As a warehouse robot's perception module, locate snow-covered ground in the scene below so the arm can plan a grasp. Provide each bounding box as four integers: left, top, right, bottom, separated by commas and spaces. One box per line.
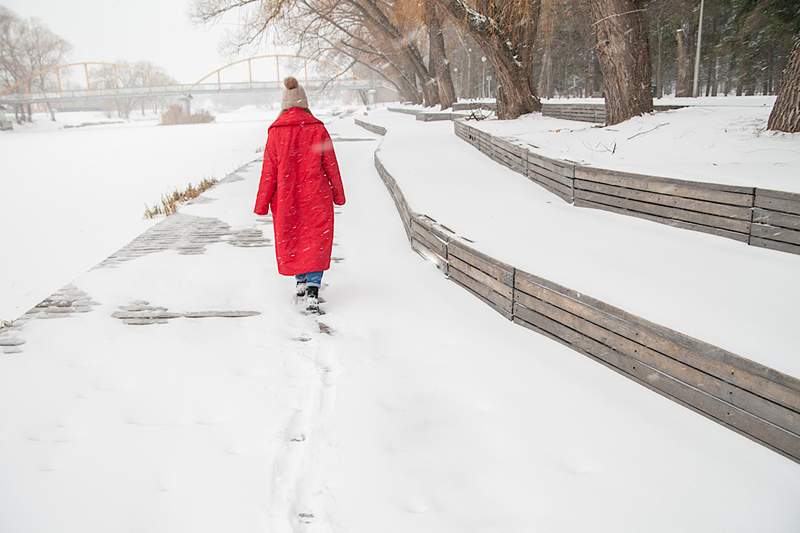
0, 107, 277, 321
466, 96, 800, 192
360, 109, 800, 378
0, 117, 797, 533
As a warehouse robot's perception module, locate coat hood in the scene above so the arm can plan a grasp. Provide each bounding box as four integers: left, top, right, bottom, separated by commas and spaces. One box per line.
269, 107, 322, 130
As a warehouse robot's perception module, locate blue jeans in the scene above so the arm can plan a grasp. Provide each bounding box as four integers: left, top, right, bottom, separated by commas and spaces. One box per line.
295, 271, 323, 288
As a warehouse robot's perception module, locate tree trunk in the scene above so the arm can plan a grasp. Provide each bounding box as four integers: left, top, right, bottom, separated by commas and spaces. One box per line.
425, 3, 456, 109
655, 11, 663, 99
433, 0, 541, 119
768, 37, 800, 133
590, 0, 653, 124
675, 27, 692, 97
710, 56, 718, 96
538, 0, 556, 99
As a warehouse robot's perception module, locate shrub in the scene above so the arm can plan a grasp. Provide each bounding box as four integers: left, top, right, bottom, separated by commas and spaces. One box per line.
143, 177, 218, 219
160, 104, 215, 125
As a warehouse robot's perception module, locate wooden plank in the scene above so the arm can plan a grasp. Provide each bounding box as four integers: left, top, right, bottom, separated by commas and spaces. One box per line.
353, 119, 387, 136
575, 179, 752, 220
528, 163, 574, 189
411, 218, 448, 256
526, 152, 573, 177
411, 237, 447, 271
750, 223, 800, 246
514, 270, 800, 412
576, 166, 753, 203
512, 306, 800, 462
491, 136, 527, 158
387, 107, 420, 116
448, 266, 513, 317
575, 189, 751, 234
749, 236, 800, 255
754, 191, 800, 216
449, 255, 513, 299
489, 146, 526, 173
448, 240, 514, 286
752, 208, 800, 230
515, 290, 800, 434
756, 188, 800, 202
529, 172, 574, 202
575, 198, 749, 242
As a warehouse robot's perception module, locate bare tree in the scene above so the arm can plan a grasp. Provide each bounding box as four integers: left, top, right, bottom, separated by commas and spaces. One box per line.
423, 2, 456, 108
0, 8, 70, 122
432, 0, 542, 119
768, 35, 800, 132
590, 0, 653, 124
193, 0, 444, 106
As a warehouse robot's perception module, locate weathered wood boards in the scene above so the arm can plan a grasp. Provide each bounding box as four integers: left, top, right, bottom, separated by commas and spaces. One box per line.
416, 112, 468, 122
455, 121, 575, 202
542, 103, 688, 124
452, 101, 497, 112
574, 166, 754, 242
387, 107, 421, 116
528, 151, 574, 202
355, 116, 800, 463
751, 189, 800, 254
542, 103, 606, 123
374, 152, 413, 242
447, 239, 515, 319
512, 270, 800, 461
410, 216, 450, 272
353, 118, 387, 136
454, 119, 800, 255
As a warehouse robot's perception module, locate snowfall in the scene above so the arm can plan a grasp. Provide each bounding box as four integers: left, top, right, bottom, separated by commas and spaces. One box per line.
0, 104, 798, 533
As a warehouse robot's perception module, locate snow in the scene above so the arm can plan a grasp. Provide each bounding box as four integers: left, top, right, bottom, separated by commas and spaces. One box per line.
0, 116, 797, 532
0, 107, 277, 321
466, 96, 800, 192
361, 109, 800, 378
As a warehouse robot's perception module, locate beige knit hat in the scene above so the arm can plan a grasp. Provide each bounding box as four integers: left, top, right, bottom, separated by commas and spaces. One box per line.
281, 76, 309, 110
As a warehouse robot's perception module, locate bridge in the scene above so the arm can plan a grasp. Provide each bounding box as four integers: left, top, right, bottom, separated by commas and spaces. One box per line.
0, 54, 382, 107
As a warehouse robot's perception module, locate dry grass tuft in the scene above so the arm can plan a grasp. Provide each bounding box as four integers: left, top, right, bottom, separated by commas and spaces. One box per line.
160, 104, 215, 125
143, 177, 218, 219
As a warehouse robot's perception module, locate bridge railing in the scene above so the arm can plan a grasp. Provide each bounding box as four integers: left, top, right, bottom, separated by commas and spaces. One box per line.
0, 80, 376, 105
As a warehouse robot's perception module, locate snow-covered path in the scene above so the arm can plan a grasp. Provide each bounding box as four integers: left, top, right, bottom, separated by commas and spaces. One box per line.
0, 116, 798, 533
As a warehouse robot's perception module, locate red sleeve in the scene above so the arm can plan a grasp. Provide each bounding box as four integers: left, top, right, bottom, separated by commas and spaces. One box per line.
321, 128, 346, 206
254, 133, 278, 215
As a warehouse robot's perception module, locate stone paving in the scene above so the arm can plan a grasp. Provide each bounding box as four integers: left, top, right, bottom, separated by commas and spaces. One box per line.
1, 160, 275, 352
95, 212, 272, 269
0, 284, 99, 354
111, 301, 261, 326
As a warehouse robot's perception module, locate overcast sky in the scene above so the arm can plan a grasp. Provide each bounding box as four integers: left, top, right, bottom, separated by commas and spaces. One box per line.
3, 0, 262, 82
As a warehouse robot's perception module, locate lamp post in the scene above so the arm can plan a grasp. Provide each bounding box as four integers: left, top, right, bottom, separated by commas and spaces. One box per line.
467, 48, 472, 99
692, 0, 705, 97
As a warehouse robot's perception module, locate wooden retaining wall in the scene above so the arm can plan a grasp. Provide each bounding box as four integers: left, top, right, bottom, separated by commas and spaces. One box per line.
356, 117, 800, 464
354, 118, 387, 136
541, 103, 688, 124
387, 107, 467, 121
751, 189, 800, 255
452, 101, 497, 112
542, 103, 606, 123
454, 120, 800, 255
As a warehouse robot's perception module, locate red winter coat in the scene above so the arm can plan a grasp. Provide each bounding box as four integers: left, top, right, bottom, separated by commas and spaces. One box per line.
254, 108, 346, 276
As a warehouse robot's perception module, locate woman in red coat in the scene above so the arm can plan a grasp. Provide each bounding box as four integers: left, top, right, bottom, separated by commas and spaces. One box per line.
254, 77, 346, 312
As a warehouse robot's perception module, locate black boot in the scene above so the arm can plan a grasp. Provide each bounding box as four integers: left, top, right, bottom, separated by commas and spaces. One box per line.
296, 280, 307, 297
305, 286, 320, 313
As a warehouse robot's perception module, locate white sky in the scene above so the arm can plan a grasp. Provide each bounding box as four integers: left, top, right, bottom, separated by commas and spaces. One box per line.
2, 0, 273, 83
